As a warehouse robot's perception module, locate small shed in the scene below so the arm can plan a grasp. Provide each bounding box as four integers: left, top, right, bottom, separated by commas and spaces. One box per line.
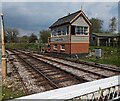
90, 33, 119, 46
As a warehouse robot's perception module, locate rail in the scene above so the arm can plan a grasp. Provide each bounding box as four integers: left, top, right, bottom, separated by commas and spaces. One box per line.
14, 51, 59, 89
11, 61, 29, 95
16, 50, 115, 81
18, 75, 120, 100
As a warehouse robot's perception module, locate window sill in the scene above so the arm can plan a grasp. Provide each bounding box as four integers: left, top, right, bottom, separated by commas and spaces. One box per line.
60, 49, 65, 52
51, 35, 69, 37
53, 48, 57, 51
73, 34, 89, 36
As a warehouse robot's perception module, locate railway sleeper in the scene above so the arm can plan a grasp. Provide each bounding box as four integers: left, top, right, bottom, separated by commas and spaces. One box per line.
39, 70, 59, 74
15, 51, 88, 79
16, 54, 59, 89
35, 68, 62, 76
34, 53, 120, 74
10, 50, 89, 87
53, 79, 79, 85
45, 72, 64, 77
35, 81, 50, 86
51, 76, 79, 82
32, 54, 109, 78
39, 68, 54, 71
51, 74, 71, 78
31, 75, 41, 79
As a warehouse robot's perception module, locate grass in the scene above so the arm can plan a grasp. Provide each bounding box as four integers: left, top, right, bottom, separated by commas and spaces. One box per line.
5, 43, 45, 51
0, 86, 2, 101
81, 46, 120, 67
2, 85, 25, 100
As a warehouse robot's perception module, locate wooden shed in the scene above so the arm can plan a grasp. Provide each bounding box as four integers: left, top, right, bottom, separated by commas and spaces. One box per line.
90, 33, 119, 46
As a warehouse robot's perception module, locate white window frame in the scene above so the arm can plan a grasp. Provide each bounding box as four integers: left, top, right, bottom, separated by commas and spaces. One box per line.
60, 44, 65, 51
51, 26, 69, 37
75, 26, 88, 35
53, 44, 57, 50
51, 29, 57, 37
57, 28, 62, 36
61, 27, 67, 36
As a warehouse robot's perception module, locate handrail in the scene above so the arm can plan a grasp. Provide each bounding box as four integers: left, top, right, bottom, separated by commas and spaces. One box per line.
18, 75, 120, 100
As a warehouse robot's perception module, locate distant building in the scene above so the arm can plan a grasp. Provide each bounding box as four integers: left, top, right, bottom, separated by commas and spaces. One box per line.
90, 33, 119, 46
49, 10, 91, 56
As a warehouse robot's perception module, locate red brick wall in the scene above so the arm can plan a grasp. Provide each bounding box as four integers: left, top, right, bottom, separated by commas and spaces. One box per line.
71, 43, 89, 54
50, 43, 89, 54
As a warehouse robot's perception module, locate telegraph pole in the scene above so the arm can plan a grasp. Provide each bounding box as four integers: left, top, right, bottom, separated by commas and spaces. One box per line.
1, 12, 7, 79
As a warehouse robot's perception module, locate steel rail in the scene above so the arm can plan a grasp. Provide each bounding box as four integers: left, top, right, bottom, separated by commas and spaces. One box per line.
31, 54, 108, 79
12, 49, 88, 89
18, 50, 120, 78
16, 50, 88, 82
10, 50, 59, 89
10, 61, 29, 95
15, 49, 107, 79
38, 52, 120, 73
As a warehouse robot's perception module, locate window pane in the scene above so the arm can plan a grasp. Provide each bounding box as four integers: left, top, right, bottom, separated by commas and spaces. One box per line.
62, 27, 66, 35
52, 29, 57, 36
75, 26, 88, 35
67, 26, 69, 34
58, 29, 61, 36
84, 27, 88, 35
54, 44, 57, 49
61, 44, 65, 50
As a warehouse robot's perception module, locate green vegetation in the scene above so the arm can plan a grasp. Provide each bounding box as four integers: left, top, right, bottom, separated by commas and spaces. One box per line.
5, 28, 38, 43
90, 18, 103, 33
90, 17, 117, 33
39, 30, 50, 43
2, 85, 25, 100
0, 86, 2, 101
5, 28, 19, 43
5, 43, 45, 51
109, 17, 117, 33
81, 46, 120, 67
29, 33, 38, 43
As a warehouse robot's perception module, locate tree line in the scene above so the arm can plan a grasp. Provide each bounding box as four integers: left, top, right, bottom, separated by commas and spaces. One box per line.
4, 29, 38, 43
90, 17, 117, 33
4, 28, 50, 44
4, 16, 118, 44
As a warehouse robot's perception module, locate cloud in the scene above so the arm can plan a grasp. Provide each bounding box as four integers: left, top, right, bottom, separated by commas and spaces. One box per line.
82, 2, 118, 30
118, 1, 120, 33
2, 2, 118, 36
2, 0, 120, 2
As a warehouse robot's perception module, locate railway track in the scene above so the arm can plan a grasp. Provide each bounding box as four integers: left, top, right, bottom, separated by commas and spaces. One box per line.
10, 61, 29, 95
5, 50, 29, 95
8, 49, 87, 92
32, 52, 120, 74
11, 49, 119, 81
39, 52, 120, 73
7, 49, 120, 93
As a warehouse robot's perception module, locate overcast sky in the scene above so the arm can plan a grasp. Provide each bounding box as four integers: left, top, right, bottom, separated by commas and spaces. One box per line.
2, 2, 119, 37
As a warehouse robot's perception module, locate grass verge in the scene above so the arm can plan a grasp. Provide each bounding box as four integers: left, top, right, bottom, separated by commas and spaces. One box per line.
81, 46, 120, 67
2, 84, 26, 100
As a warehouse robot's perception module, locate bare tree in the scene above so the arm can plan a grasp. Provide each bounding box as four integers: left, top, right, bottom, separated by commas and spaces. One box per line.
5, 28, 19, 43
